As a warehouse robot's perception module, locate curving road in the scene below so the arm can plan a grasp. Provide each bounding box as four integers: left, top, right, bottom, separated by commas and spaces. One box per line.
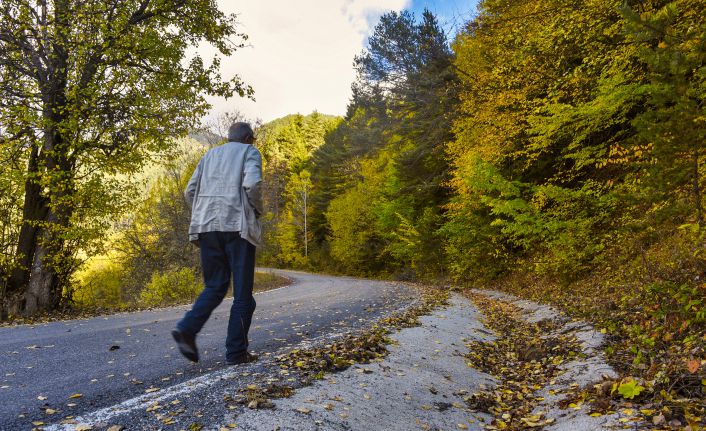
0, 270, 416, 430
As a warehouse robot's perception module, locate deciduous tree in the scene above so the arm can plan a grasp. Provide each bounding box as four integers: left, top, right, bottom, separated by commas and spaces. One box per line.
0, 0, 251, 317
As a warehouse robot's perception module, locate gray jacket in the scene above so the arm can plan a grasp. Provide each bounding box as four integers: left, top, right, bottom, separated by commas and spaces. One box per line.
185, 141, 264, 247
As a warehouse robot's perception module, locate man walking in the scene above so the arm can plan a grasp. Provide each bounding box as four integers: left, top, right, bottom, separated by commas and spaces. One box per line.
172, 122, 263, 366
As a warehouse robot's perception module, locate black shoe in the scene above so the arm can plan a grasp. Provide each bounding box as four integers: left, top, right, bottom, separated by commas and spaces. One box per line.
225, 351, 258, 366
172, 329, 199, 363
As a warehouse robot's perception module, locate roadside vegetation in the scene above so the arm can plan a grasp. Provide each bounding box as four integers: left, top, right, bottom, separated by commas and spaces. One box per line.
260, 1, 706, 426
1, 271, 288, 327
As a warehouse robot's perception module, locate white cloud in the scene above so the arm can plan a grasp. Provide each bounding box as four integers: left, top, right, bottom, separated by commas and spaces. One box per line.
201, 0, 410, 123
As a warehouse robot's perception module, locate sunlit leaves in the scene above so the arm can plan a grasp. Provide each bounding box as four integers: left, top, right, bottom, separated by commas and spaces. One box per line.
616, 379, 645, 400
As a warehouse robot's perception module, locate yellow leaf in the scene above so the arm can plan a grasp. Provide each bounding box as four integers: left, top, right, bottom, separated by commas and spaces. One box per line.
69, 393, 82, 399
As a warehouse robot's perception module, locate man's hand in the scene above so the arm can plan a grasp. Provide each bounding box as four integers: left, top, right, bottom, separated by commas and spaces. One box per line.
190, 239, 200, 248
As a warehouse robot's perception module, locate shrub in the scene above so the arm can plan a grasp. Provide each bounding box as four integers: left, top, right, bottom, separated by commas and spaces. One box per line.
139, 267, 202, 307
72, 258, 126, 309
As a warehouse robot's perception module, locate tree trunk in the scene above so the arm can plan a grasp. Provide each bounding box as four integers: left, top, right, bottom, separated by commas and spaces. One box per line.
9, 145, 49, 294
23, 226, 61, 315
3, 116, 72, 318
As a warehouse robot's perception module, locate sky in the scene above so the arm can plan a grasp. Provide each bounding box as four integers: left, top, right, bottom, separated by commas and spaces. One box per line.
204, 0, 479, 123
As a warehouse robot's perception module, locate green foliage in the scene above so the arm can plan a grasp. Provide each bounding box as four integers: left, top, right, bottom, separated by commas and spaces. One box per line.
116, 141, 203, 294
66, 139, 204, 310
0, 0, 251, 316
616, 379, 645, 400
621, 0, 706, 226
139, 268, 202, 308
326, 174, 382, 272
72, 257, 126, 309
256, 113, 341, 268
301, 9, 457, 279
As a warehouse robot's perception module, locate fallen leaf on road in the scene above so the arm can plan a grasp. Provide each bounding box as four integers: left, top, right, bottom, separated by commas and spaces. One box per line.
457, 425, 468, 430
295, 407, 311, 414
687, 359, 700, 374
32, 421, 44, 426
145, 388, 159, 393
106, 426, 124, 431
69, 393, 82, 399
75, 424, 92, 431
37, 395, 47, 400
44, 408, 57, 414
145, 402, 161, 412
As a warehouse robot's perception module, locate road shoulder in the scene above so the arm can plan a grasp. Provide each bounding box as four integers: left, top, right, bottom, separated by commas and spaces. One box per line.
224, 294, 496, 431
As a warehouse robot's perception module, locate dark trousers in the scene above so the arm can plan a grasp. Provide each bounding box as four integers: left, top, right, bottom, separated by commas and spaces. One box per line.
177, 231, 256, 361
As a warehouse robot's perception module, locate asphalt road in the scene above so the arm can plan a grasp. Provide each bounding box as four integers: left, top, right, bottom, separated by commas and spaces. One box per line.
0, 270, 416, 430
